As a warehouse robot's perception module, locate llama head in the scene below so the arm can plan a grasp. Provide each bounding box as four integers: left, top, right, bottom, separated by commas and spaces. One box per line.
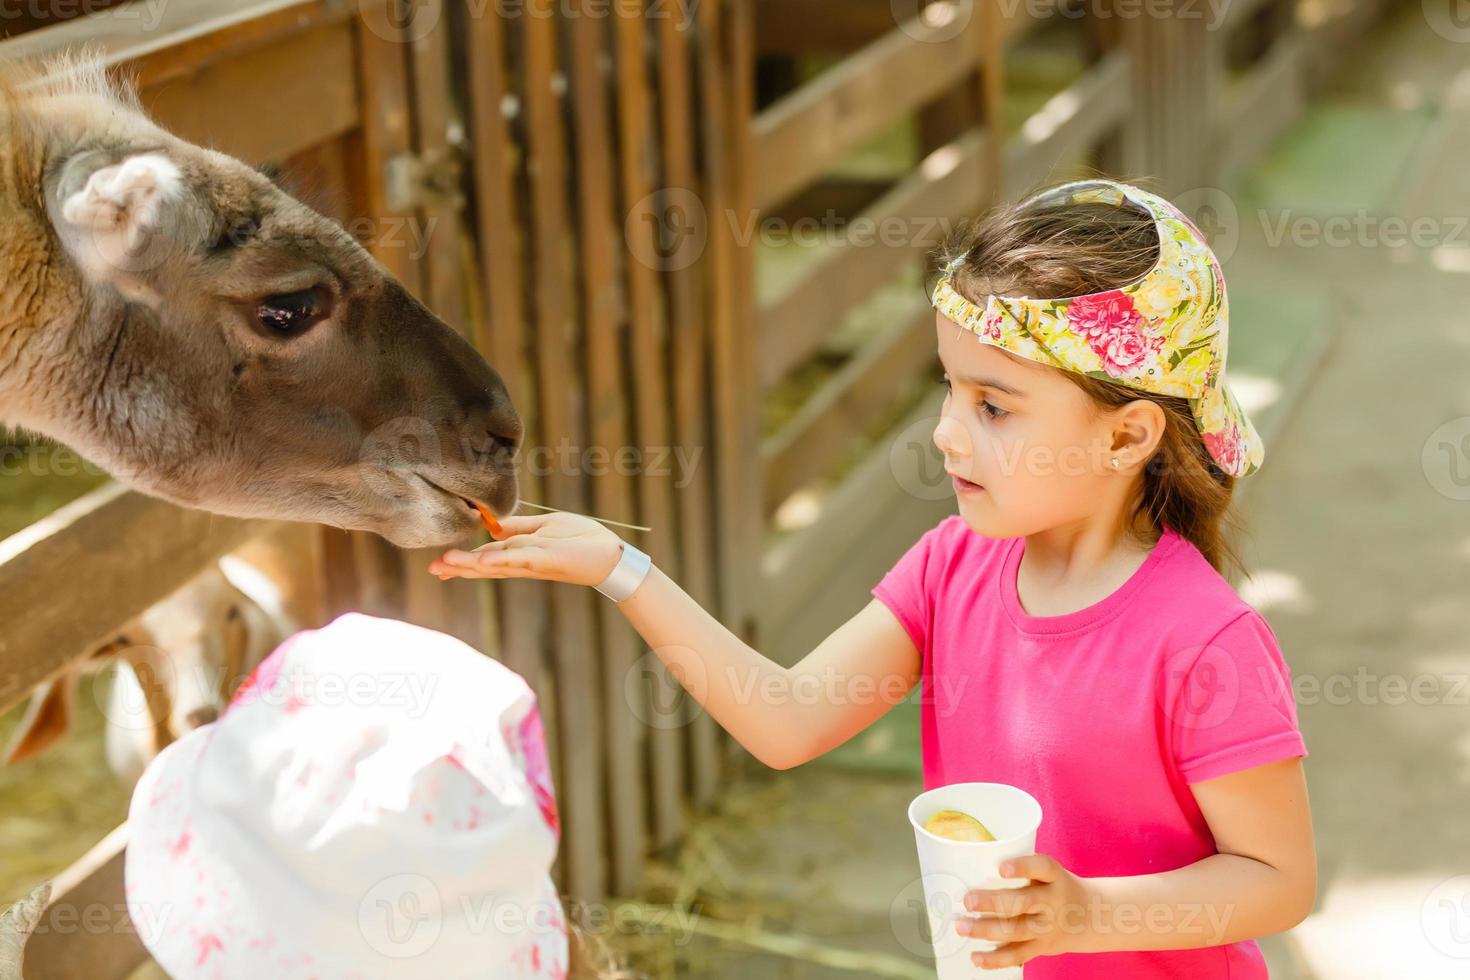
14, 60, 521, 548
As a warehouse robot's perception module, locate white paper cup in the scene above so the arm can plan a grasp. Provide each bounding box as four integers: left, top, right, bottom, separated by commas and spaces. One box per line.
908, 782, 1044, 980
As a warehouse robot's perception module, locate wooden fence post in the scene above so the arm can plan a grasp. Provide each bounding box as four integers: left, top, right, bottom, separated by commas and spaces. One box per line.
1091, 0, 1221, 193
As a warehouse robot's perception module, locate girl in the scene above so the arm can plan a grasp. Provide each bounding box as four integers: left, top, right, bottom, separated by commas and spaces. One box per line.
431, 178, 1316, 978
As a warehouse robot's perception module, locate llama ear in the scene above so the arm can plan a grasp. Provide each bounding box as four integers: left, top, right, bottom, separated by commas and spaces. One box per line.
50, 151, 193, 299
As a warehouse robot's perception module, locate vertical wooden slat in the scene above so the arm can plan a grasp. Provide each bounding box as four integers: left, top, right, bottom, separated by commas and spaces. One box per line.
612, 0, 685, 849
1197, 3, 1223, 190
978, 0, 1006, 199
915, 3, 986, 170
276, 136, 374, 625
460, 4, 563, 896
1086, 0, 1124, 176
1160, 5, 1179, 188
1171, 0, 1208, 190
348, 529, 406, 619
694, 0, 739, 781
352, 0, 422, 290
463, 0, 549, 688
318, 526, 361, 618
349, 0, 422, 621
915, 0, 975, 159
407, 0, 468, 330
658, 2, 724, 810
711, 0, 761, 648
697, 0, 745, 632
1092, 0, 1151, 180
400, 0, 486, 647
1149, 14, 1163, 179
523, 0, 608, 901
1142, 7, 1158, 180
566, 0, 650, 896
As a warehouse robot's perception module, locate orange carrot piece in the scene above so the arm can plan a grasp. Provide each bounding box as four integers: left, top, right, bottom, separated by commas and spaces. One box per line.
473, 501, 503, 536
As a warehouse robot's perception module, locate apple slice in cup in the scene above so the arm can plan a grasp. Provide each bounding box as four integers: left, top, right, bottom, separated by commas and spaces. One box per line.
924, 809, 997, 842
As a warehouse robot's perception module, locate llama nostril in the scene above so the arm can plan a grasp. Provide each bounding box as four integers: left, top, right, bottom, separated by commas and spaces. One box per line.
460, 394, 522, 462
185, 705, 219, 729
486, 429, 519, 456
485, 406, 523, 456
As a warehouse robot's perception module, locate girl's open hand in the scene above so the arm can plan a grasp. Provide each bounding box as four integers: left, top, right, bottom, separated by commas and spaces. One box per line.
956, 853, 1095, 969
427, 511, 624, 588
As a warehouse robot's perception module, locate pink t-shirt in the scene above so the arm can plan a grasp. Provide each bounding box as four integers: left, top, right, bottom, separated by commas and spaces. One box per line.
872, 516, 1308, 979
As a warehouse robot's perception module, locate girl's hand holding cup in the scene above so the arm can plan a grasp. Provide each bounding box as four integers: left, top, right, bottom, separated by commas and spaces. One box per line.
957, 852, 1095, 971
428, 511, 624, 587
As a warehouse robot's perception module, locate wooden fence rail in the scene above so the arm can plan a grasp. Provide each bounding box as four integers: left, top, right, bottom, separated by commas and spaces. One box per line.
0, 485, 270, 716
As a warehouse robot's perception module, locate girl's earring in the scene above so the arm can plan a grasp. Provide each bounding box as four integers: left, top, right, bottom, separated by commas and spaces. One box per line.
1111, 457, 1120, 469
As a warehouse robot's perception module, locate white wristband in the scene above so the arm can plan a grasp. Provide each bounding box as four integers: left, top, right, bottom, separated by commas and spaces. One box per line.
593, 541, 652, 602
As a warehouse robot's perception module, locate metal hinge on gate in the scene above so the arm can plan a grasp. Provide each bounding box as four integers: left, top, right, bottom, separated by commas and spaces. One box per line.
384, 146, 464, 212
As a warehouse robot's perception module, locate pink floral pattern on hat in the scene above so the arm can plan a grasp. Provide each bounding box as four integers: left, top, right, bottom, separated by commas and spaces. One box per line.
509, 704, 560, 840
1065, 289, 1145, 340
1065, 289, 1167, 381
1203, 423, 1245, 476
931, 179, 1264, 478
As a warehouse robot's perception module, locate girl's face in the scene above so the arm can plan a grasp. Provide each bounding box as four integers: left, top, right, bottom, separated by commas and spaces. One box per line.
932, 313, 1156, 538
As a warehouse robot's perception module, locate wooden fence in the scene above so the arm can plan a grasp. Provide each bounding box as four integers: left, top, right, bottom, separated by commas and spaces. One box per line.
0, 0, 1390, 975
749, 0, 1394, 662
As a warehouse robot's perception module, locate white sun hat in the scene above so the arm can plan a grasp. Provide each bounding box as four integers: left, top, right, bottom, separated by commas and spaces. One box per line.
123, 612, 568, 980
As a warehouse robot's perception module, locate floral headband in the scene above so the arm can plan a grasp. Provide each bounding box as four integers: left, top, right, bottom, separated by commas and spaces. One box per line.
931, 179, 1263, 478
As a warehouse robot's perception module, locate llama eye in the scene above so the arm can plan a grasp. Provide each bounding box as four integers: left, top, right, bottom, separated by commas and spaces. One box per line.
257, 287, 328, 338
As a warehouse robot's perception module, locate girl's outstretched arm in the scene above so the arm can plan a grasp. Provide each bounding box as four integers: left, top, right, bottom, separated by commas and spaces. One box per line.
430, 511, 923, 770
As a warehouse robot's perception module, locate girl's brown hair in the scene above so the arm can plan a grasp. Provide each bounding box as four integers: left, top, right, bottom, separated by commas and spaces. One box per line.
568, 915, 636, 979
932, 176, 1245, 578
